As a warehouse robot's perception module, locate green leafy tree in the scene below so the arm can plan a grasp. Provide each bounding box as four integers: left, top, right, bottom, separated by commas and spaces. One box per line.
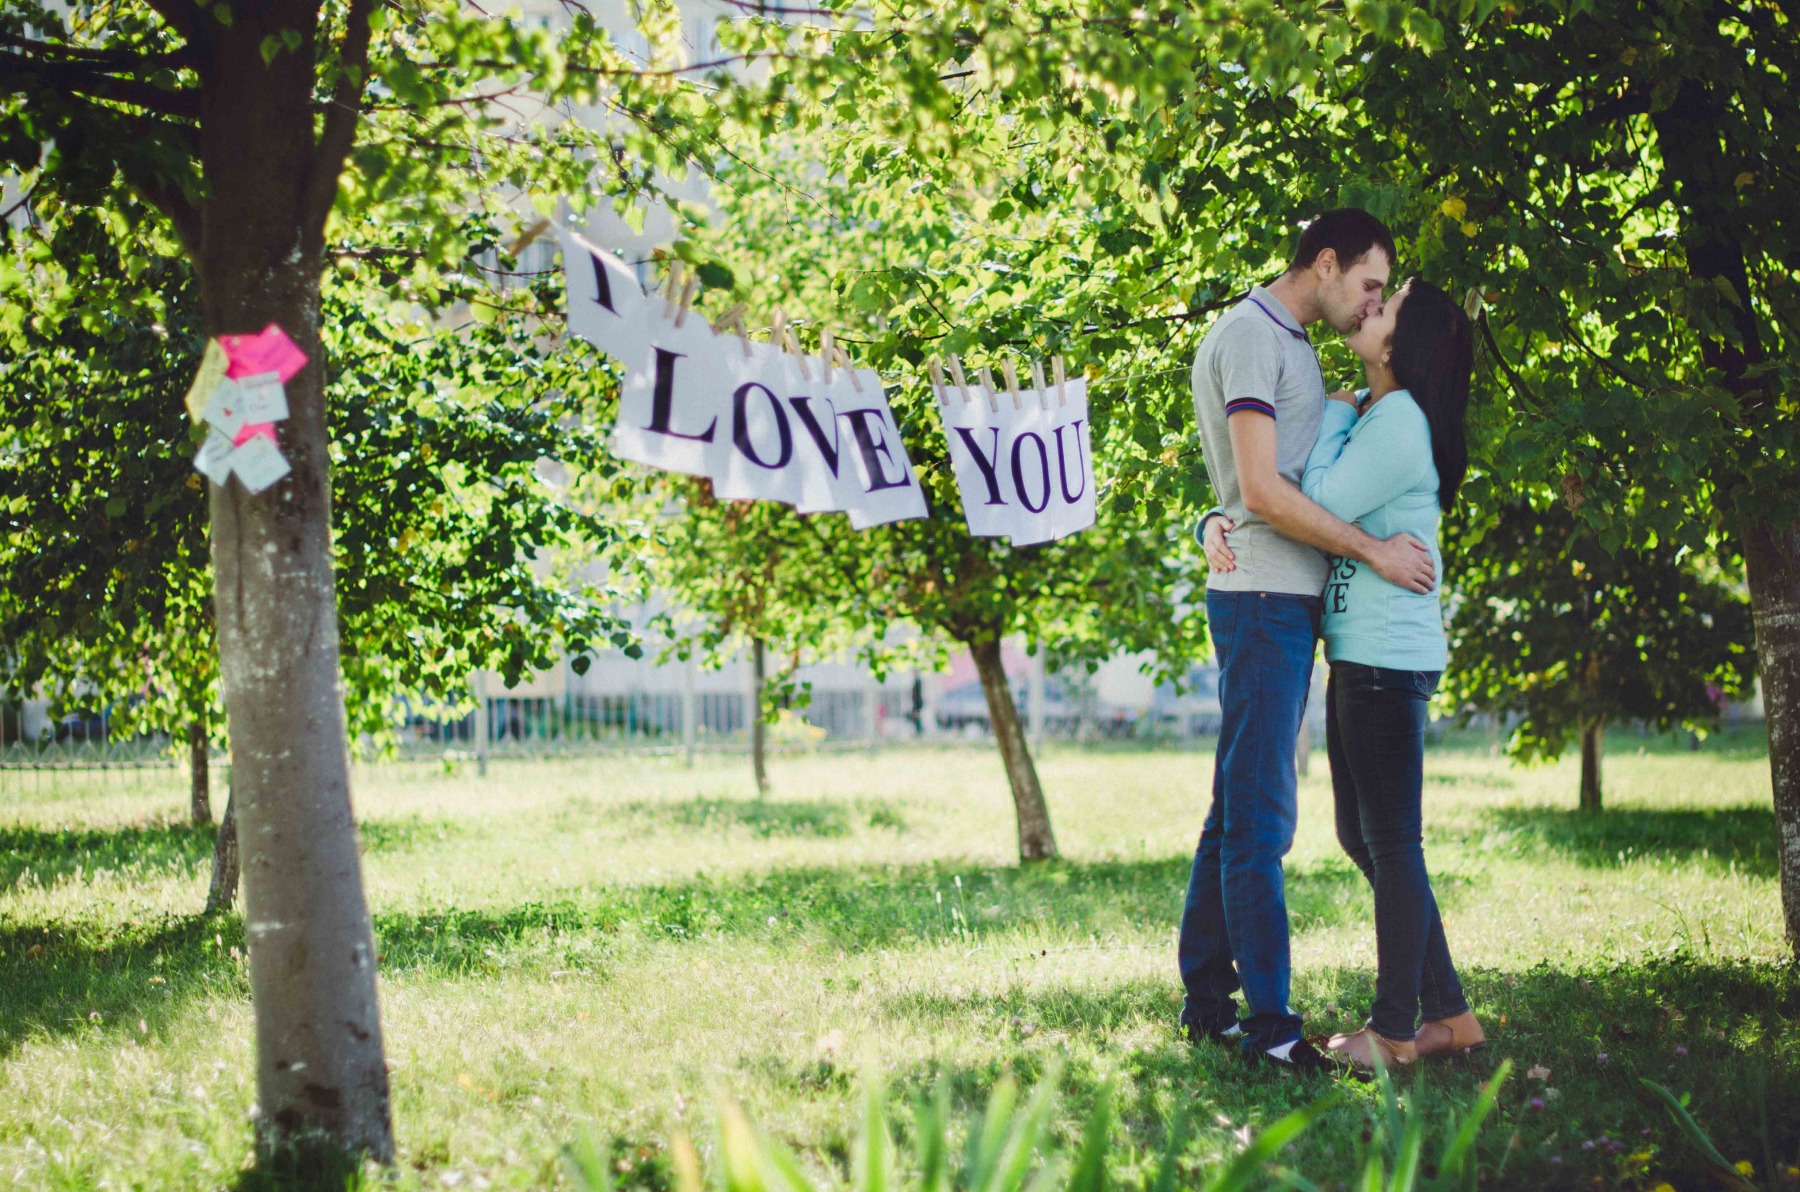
1443, 503, 1756, 810
0, 0, 692, 1160
1338, 0, 1799, 947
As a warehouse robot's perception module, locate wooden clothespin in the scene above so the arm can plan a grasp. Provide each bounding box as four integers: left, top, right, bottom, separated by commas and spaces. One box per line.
673, 272, 699, 329
1052, 355, 1068, 406
662, 260, 685, 321
1030, 360, 1050, 410
716, 302, 752, 358
1000, 360, 1022, 410
769, 307, 787, 348
928, 358, 950, 406
947, 355, 973, 405
781, 323, 811, 381
507, 218, 552, 258
835, 343, 862, 391
978, 365, 1001, 413
820, 328, 835, 385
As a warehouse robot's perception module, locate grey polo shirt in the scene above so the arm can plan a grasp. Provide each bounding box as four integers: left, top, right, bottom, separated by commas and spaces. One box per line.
1191, 285, 1330, 596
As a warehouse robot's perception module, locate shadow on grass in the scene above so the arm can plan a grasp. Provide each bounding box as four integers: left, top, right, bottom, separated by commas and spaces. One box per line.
1485, 804, 1777, 878
603, 795, 908, 839
366, 854, 1375, 973
844, 956, 1798, 1192
0, 820, 217, 892
0, 912, 246, 1059
0, 814, 471, 896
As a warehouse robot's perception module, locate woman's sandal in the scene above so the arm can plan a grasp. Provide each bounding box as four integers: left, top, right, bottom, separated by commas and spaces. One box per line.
1413, 1011, 1487, 1060
1325, 1027, 1418, 1070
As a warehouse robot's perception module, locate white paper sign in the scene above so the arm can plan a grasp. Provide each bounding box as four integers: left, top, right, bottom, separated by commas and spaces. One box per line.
235, 371, 289, 423
712, 339, 810, 506
562, 230, 652, 366
228, 435, 291, 494
940, 376, 1093, 544
612, 312, 734, 479
193, 428, 235, 486
201, 377, 249, 439
830, 369, 929, 529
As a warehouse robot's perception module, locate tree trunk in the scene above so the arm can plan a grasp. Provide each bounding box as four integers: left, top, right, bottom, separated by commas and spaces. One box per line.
1651, 79, 1797, 960
205, 782, 241, 915
1744, 523, 1800, 956
1579, 717, 1604, 813
188, 720, 212, 826
192, 5, 391, 1164
968, 634, 1059, 862
750, 637, 769, 795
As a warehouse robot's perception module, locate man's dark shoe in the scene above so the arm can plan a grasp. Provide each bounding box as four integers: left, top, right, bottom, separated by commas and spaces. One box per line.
1181, 1015, 1245, 1045
1241, 1036, 1356, 1077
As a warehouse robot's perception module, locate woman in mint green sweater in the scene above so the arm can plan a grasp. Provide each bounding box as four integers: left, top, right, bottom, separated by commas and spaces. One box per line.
1203, 279, 1482, 1070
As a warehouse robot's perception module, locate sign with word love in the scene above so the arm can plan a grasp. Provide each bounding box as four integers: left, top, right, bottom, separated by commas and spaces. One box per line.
938, 374, 1095, 545
562, 230, 927, 529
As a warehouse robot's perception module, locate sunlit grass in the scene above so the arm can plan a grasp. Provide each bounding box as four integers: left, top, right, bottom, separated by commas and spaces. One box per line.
0, 733, 1791, 1189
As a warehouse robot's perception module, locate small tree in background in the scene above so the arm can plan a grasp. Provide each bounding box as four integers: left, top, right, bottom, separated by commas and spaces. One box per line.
1443, 502, 1756, 811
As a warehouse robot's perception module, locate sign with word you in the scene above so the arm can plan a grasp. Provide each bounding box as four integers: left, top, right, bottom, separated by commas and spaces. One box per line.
562, 230, 926, 528
938, 375, 1094, 545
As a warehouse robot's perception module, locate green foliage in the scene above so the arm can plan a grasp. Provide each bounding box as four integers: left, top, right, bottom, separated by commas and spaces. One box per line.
1442, 502, 1756, 766
562, 1066, 1343, 1192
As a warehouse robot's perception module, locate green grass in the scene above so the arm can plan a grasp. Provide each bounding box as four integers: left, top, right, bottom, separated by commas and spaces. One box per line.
0, 734, 1794, 1189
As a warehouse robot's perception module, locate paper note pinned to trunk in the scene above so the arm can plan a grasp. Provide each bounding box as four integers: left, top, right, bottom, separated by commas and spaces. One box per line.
184, 340, 230, 423
201, 377, 250, 439
193, 429, 235, 486
234, 371, 289, 423
227, 435, 291, 494
219, 324, 308, 383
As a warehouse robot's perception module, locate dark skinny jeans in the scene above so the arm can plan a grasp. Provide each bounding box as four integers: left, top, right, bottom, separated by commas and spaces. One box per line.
1325, 661, 1469, 1041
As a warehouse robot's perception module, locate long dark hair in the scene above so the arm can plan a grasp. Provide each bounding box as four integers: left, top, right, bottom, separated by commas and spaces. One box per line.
1389, 280, 1473, 511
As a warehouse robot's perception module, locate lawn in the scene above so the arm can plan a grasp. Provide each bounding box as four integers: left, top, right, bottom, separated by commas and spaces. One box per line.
0, 734, 1794, 1190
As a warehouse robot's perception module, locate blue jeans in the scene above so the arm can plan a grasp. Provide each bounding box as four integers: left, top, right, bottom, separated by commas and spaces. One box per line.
1179, 590, 1320, 1051
1325, 662, 1469, 1041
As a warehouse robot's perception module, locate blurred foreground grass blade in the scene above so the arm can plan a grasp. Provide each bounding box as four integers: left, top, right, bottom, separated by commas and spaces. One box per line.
854, 1073, 895, 1192
1639, 1080, 1757, 1190
561, 1128, 614, 1192
1149, 1106, 1189, 1192
1390, 1111, 1425, 1192
720, 1101, 769, 1192
1200, 1095, 1340, 1192
981, 1063, 1063, 1192
1436, 1059, 1511, 1192
1064, 1083, 1114, 1192
914, 1079, 951, 1192
966, 1073, 1021, 1189
759, 1128, 822, 1192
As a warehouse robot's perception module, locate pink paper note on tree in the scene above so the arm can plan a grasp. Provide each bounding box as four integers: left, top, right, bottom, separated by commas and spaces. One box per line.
220, 323, 309, 382
232, 422, 279, 446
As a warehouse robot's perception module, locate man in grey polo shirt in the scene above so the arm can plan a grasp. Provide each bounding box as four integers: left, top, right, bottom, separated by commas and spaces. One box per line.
1179, 209, 1436, 1073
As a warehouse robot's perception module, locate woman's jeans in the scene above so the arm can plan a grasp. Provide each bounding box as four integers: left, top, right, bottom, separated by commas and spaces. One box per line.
1325, 661, 1469, 1041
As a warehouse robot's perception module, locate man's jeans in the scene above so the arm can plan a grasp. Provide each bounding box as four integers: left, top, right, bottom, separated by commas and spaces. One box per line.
1179, 590, 1320, 1051
1325, 661, 1470, 1041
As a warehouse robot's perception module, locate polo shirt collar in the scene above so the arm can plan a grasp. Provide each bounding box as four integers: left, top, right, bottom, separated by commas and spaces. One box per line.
1245, 285, 1310, 342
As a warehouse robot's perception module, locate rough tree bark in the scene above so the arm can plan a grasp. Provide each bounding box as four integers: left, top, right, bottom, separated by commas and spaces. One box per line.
1651, 76, 1800, 956
750, 637, 769, 795
967, 632, 1059, 862
188, 720, 212, 826
1744, 525, 1800, 951
205, 782, 240, 915
1579, 717, 1604, 814
183, 0, 391, 1166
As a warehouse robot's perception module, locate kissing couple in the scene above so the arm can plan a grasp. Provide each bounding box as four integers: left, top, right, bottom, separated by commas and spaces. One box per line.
1179, 207, 1487, 1074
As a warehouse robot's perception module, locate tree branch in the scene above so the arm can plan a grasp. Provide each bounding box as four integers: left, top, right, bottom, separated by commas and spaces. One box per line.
0, 50, 201, 118
140, 0, 209, 47
304, 0, 378, 238
0, 32, 195, 72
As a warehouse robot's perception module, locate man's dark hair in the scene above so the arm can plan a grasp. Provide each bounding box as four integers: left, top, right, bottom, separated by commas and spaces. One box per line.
1287, 208, 1397, 274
